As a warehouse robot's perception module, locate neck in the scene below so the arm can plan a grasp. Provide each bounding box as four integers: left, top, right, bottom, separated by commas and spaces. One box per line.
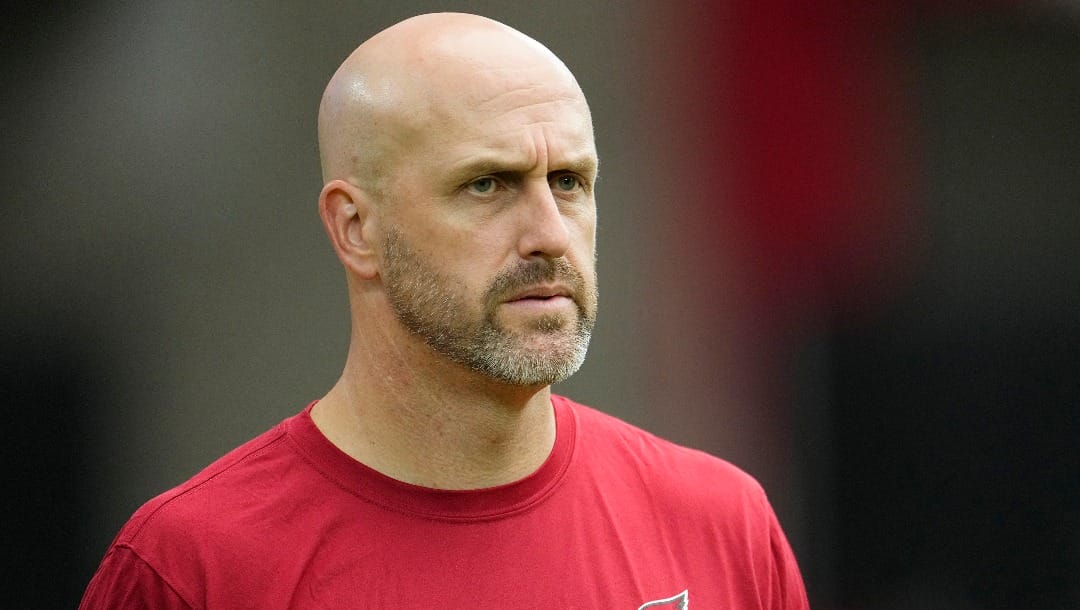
312, 320, 557, 490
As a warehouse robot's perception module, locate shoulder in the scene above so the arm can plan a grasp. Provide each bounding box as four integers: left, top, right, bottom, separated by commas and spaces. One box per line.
86, 418, 301, 607
117, 421, 293, 547
555, 394, 771, 515
103, 416, 313, 600
554, 396, 809, 608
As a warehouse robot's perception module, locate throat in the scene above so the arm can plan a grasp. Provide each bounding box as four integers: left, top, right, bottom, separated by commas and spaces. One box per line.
399, 393, 557, 489
314, 381, 556, 490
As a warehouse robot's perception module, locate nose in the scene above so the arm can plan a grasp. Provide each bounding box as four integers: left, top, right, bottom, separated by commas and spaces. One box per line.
516, 180, 571, 260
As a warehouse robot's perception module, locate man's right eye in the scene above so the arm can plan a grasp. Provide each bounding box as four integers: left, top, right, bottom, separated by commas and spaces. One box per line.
467, 177, 496, 194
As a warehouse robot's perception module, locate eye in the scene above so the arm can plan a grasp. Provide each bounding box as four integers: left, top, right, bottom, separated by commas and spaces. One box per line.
467, 177, 497, 194
553, 174, 581, 192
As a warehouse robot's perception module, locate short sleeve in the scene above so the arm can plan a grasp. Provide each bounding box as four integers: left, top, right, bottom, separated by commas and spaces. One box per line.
768, 509, 810, 610
79, 545, 193, 610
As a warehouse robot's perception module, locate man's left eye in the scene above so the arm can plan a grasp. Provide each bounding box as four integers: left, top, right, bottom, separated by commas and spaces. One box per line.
553, 175, 580, 192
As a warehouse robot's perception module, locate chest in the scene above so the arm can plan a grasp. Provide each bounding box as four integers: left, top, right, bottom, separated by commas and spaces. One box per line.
198, 496, 759, 609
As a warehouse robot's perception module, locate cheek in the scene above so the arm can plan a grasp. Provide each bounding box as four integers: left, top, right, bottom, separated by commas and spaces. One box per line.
443, 240, 503, 294
570, 217, 598, 260
574, 205, 598, 243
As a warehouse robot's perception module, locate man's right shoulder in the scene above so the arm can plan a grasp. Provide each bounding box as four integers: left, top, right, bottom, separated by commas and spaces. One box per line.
83, 416, 317, 608
115, 420, 294, 548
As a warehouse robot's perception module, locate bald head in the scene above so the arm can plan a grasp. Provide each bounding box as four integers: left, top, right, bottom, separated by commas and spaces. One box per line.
317, 13, 591, 196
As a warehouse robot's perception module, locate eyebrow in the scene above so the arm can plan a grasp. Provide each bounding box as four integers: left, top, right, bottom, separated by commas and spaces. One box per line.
447, 155, 600, 186
563, 157, 600, 179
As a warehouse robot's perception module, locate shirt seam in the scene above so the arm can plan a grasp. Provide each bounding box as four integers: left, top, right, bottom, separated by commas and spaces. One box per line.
113, 543, 198, 610
126, 427, 290, 543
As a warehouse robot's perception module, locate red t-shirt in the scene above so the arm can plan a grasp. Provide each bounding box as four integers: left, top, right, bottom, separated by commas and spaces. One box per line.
81, 396, 808, 609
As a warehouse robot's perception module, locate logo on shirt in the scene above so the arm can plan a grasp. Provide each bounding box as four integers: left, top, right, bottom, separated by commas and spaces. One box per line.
638, 589, 688, 609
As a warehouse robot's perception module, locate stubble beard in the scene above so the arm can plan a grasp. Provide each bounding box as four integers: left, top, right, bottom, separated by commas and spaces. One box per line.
381, 228, 597, 386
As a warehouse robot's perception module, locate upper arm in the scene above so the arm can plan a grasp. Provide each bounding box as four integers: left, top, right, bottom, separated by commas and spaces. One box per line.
79, 545, 194, 610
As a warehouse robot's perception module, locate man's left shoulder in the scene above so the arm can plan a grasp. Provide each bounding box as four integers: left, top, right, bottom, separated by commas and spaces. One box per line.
556, 395, 767, 503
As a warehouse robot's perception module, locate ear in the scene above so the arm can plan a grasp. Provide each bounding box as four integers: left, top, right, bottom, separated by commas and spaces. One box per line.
318, 179, 380, 280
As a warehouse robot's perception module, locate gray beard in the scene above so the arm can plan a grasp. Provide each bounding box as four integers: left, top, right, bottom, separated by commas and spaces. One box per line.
381, 228, 596, 386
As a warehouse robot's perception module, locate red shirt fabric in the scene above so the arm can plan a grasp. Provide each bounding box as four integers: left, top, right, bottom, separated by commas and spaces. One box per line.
81, 395, 809, 609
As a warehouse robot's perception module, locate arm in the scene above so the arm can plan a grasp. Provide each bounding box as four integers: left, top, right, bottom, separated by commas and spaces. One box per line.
80, 545, 194, 610
767, 508, 810, 610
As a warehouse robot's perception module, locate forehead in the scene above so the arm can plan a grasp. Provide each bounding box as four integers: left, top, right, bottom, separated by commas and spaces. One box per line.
417, 77, 596, 173
371, 28, 597, 182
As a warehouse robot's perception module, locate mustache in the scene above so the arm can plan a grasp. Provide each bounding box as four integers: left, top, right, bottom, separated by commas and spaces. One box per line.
485, 258, 584, 304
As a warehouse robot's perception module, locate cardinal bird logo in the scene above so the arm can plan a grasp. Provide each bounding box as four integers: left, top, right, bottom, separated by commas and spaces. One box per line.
637, 589, 689, 609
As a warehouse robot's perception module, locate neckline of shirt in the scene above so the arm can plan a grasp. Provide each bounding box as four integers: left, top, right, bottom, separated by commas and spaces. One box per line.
283, 395, 578, 522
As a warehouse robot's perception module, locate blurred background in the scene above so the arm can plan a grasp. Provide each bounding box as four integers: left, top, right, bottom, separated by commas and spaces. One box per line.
3, 1, 1077, 608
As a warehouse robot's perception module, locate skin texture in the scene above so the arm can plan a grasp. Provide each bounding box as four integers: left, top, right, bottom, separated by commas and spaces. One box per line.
312, 13, 599, 490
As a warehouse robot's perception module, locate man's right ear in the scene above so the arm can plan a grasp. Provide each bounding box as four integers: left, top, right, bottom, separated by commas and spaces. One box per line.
318, 180, 379, 280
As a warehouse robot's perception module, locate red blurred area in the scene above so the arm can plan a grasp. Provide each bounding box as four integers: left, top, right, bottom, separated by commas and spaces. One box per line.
728, 2, 920, 327
680, 0, 1027, 333
676, 1, 925, 333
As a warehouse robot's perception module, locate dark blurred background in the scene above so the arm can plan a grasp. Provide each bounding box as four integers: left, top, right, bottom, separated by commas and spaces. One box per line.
3, 1, 1077, 608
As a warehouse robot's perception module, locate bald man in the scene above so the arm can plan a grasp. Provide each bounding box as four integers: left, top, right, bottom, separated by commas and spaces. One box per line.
81, 13, 808, 609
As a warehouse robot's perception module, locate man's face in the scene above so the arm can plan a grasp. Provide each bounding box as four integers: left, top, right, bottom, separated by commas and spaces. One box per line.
374, 61, 599, 386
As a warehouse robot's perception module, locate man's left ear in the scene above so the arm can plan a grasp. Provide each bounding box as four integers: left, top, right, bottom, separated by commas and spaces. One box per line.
318, 179, 379, 279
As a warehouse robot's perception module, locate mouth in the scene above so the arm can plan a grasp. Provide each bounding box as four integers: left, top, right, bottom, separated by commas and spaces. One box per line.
497, 284, 578, 319
504, 284, 573, 303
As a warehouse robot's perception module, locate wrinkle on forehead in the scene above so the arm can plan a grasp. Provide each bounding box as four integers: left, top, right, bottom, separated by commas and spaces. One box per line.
470, 81, 587, 116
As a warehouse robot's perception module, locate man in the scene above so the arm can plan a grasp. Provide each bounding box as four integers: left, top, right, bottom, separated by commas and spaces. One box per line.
81, 13, 809, 609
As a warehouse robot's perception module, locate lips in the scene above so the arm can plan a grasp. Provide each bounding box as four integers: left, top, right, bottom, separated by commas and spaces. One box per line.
485, 258, 584, 310
505, 284, 573, 302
